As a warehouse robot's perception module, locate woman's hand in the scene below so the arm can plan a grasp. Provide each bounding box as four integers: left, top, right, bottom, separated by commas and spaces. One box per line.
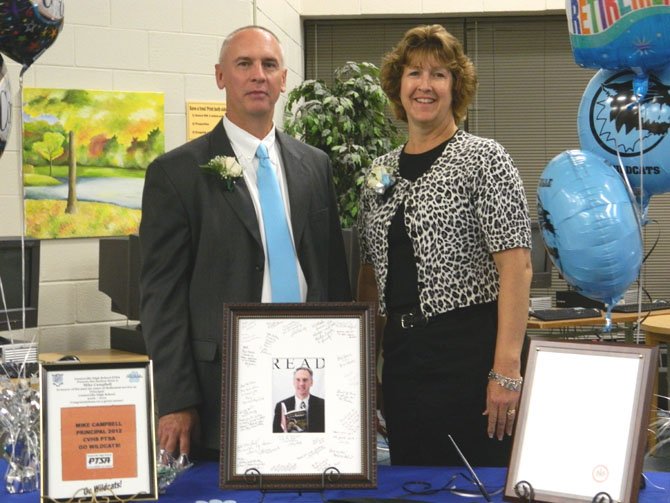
484, 380, 520, 440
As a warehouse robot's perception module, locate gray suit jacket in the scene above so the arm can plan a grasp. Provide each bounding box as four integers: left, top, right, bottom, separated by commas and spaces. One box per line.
139, 121, 351, 450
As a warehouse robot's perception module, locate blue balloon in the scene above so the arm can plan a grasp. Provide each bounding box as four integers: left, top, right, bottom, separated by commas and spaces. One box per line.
537, 150, 642, 307
566, 2, 670, 73
577, 65, 670, 208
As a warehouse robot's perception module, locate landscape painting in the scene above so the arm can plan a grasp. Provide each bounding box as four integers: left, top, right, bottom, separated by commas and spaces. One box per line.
22, 88, 164, 239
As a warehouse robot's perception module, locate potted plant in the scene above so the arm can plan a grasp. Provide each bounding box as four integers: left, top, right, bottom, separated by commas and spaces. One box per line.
284, 63, 401, 416
283, 61, 403, 230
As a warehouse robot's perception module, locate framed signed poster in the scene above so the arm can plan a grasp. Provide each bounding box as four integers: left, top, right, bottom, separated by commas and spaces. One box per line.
40, 361, 157, 501
505, 339, 657, 503
220, 302, 376, 490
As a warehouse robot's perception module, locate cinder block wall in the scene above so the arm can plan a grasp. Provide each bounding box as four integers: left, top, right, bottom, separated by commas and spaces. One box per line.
0, 0, 302, 352
0, 0, 560, 353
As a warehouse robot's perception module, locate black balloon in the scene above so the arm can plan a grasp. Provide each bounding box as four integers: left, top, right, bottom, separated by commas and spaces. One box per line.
0, 54, 11, 159
0, 0, 64, 75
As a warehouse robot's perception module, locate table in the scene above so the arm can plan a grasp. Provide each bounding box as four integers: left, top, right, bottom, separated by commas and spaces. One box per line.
39, 348, 148, 363
642, 314, 670, 344
527, 309, 670, 330
643, 314, 670, 452
3, 460, 670, 502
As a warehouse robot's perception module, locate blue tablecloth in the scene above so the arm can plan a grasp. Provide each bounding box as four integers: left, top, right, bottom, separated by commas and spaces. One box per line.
3, 460, 670, 501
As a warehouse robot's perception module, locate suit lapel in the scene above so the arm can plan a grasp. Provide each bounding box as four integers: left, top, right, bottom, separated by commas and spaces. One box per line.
207, 121, 262, 247
277, 133, 311, 249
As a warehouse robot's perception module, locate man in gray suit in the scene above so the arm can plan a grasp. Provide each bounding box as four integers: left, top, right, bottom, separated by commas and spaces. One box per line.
139, 25, 351, 459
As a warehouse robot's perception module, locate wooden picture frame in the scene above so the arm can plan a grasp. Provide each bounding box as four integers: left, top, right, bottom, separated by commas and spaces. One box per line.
40, 361, 157, 501
219, 302, 376, 490
504, 339, 658, 503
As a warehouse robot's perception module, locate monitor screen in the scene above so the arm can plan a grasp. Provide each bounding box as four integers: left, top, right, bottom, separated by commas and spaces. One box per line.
530, 222, 552, 289
98, 235, 140, 320
0, 238, 40, 331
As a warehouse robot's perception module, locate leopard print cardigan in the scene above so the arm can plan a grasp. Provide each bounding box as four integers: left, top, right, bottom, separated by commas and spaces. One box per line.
358, 129, 531, 318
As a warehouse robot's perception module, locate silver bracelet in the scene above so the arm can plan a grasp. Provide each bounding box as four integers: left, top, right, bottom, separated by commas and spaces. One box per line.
488, 369, 523, 392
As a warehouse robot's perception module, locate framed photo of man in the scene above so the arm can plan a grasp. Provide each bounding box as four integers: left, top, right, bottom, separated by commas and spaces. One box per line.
220, 302, 376, 490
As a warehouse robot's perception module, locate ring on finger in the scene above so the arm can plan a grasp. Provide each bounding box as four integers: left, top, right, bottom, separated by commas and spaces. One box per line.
506, 409, 516, 416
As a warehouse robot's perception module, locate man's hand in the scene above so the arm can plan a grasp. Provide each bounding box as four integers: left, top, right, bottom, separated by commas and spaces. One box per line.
158, 408, 200, 457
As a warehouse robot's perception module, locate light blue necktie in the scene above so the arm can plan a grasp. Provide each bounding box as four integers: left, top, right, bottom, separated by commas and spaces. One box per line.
256, 143, 300, 302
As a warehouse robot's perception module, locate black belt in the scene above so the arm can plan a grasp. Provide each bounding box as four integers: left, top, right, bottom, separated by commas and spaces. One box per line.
387, 306, 431, 329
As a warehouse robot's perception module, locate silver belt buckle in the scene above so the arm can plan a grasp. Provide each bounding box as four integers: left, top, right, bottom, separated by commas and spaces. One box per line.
400, 311, 427, 329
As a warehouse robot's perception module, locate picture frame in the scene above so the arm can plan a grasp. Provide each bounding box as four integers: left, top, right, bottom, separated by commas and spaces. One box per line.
40, 361, 157, 501
219, 302, 376, 490
504, 339, 658, 503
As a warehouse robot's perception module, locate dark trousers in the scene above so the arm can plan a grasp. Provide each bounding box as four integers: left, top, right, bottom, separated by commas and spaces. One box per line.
382, 301, 513, 467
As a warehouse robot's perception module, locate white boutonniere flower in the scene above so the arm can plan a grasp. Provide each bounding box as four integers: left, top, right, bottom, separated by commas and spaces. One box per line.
365, 164, 397, 195
200, 155, 243, 191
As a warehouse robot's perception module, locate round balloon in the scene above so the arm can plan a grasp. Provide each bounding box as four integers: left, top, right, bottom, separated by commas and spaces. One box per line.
0, 54, 10, 159
577, 65, 670, 207
566, 1, 670, 73
537, 149, 642, 307
0, 0, 64, 75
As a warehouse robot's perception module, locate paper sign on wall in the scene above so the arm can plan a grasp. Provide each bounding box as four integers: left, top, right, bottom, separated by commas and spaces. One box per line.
186, 101, 226, 140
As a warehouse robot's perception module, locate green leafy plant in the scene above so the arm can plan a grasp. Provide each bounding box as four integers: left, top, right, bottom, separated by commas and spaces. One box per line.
284, 61, 403, 228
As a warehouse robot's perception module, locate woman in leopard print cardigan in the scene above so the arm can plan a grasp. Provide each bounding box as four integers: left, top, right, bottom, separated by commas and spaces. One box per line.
358, 24, 532, 467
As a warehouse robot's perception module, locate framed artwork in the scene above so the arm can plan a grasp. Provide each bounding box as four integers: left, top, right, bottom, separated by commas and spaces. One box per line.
505, 339, 657, 503
22, 87, 164, 239
40, 361, 157, 501
220, 302, 376, 490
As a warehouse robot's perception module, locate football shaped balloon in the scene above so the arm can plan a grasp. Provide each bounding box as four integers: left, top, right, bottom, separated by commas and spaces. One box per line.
0, 0, 64, 75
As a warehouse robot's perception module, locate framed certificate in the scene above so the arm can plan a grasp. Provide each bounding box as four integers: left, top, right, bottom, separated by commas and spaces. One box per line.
40, 361, 157, 501
505, 339, 657, 503
220, 302, 377, 490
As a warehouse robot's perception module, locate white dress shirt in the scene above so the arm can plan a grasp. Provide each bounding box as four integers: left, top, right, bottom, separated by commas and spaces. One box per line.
295, 395, 309, 411
222, 116, 307, 302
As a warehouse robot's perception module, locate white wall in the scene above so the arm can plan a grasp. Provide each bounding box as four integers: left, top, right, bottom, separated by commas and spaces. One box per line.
300, 0, 564, 16
0, 0, 562, 353
0, 0, 302, 352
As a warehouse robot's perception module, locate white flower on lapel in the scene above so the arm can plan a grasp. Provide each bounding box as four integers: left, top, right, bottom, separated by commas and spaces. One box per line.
365, 164, 397, 195
200, 155, 243, 191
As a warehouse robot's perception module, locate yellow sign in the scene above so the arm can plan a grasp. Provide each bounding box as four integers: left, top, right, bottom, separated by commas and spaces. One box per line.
186, 100, 226, 140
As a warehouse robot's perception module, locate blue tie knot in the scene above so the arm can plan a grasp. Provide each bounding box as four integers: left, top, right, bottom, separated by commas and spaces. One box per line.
256, 143, 270, 161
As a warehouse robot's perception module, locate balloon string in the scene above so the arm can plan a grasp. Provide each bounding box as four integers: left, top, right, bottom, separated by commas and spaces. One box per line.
634, 105, 643, 341
19, 73, 26, 341
613, 90, 650, 343
632, 94, 646, 342
16, 72, 38, 378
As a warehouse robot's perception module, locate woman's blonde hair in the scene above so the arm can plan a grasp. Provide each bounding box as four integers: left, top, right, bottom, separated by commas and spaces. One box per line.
380, 24, 477, 124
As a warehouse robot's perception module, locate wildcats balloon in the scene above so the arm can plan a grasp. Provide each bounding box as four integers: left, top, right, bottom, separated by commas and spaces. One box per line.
0, 0, 64, 75
537, 150, 642, 308
577, 66, 670, 207
566, 1, 670, 73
